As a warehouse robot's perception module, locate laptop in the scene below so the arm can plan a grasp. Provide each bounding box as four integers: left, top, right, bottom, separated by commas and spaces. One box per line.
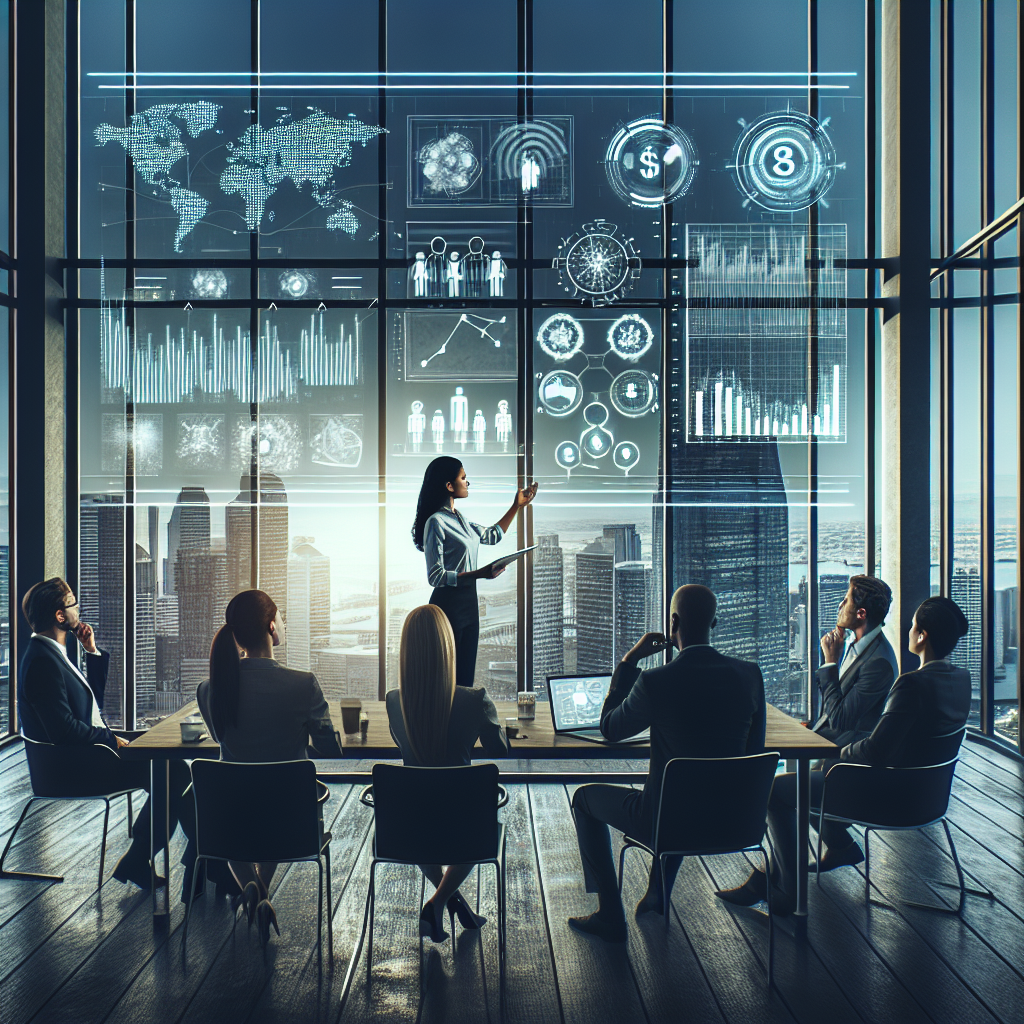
546, 673, 651, 746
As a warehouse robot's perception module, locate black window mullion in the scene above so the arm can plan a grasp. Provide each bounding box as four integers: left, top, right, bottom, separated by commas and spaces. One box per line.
376, 0, 387, 701
250, 1, 259, 588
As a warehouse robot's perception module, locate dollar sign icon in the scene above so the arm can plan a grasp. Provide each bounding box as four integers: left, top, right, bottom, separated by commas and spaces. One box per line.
639, 145, 660, 179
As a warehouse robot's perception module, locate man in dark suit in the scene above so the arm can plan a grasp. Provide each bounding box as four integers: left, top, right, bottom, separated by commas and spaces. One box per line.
567, 585, 766, 943
718, 574, 898, 914
17, 577, 192, 890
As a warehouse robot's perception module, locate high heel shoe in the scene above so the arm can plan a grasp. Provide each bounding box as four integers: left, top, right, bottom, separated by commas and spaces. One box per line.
446, 890, 487, 930
231, 881, 261, 928
256, 898, 280, 946
418, 900, 449, 943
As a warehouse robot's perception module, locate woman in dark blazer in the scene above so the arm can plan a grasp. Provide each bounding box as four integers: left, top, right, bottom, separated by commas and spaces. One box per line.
385, 604, 509, 942
197, 589, 342, 943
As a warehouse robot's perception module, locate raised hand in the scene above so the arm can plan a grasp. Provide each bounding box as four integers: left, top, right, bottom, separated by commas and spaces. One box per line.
820, 627, 846, 664
74, 621, 99, 655
623, 632, 673, 665
516, 481, 539, 508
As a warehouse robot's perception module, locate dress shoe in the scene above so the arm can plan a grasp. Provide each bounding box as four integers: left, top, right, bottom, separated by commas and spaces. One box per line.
419, 900, 450, 943
812, 841, 865, 873
256, 898, 280, 946
715, 870, 768, 907
112, 851, 166, 891
447, 890, 487, 930
635, 892, 664, 918
567, 912, 627, 943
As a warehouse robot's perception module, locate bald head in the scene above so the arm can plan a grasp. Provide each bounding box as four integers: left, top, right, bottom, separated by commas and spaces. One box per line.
669, 584, 718, 648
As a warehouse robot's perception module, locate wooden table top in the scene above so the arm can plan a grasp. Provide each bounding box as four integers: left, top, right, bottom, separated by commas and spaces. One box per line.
124, 697, 837, 761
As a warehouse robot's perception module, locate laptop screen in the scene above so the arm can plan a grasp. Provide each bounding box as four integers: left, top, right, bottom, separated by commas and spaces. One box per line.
547, 674, 614, 732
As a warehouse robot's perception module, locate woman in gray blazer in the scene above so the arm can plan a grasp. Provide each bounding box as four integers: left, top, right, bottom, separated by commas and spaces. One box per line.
385, 604, 508, 943
197, 589, 342, 943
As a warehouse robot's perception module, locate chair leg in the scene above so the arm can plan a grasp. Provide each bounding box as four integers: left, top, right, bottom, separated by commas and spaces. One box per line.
0, 799, 63, 883
126, 793, 133, 839
325, 843, 333, 960
761, 846, 774, 990
617, 843, 628, 895
364, 862, 377, 985
317, 859, 324, 962
863, 828, 871, 904
815, 819, 824, 887
182, 855, 204, 948
661, 855, 669, 931
903, 819, 993, 912
98, 799, 111, 889
495, 861, 505, 986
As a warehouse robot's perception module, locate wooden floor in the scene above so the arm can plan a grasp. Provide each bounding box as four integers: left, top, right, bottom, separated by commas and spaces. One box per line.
1, 738, 1022, 1024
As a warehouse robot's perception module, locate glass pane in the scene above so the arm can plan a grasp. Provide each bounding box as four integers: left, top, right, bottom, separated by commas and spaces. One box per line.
0, 4, 9, 255
0, 315, 8, 734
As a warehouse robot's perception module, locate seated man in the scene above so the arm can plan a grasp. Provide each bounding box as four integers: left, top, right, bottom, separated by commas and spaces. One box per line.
719, 595, 970, 914
568, 584, 766, 943
17, 577, 194, 891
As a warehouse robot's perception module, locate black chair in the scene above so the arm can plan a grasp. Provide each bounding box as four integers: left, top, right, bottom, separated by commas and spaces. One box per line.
0, 735, 134, 888
359, 763, 508, 985
616, 752, 780, 987
184, 759, 332, 958
816, 746, 994, 913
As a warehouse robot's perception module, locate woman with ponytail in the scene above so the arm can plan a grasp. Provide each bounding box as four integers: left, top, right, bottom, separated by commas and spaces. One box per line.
385, 605, 508, 943
197, 589, 342, 942
412, 456, 537, 689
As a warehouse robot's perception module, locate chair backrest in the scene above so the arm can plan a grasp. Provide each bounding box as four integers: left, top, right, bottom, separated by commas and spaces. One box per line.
821, 758, 959, 829
190, 758, 322, 863
22, 735, 126, 798
371, 762, 500, 865
652, 753, 780, 856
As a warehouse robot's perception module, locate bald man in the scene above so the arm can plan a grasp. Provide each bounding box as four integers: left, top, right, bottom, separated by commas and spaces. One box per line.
568, 584, 766, 943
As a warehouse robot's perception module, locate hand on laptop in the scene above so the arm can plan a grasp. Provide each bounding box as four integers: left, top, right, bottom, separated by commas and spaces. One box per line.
623, 632, 673, 665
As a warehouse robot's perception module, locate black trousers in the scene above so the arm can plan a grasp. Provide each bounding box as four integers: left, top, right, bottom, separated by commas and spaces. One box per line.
430, 582, 480, 688
571, 784, 681, 911
114, 757, 195, 867
766, 770, 853, 891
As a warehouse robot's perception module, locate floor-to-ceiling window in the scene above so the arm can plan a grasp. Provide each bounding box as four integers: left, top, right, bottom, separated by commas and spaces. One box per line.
71, 0, 873, 729
1, 0, 13, 736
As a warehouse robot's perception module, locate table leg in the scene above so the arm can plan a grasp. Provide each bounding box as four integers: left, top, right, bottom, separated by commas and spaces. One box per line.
150, 760, 169, 918
795, 757, 809, 919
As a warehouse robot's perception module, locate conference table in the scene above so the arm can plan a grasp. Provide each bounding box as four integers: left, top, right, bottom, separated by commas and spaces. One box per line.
124, 699, 836, 921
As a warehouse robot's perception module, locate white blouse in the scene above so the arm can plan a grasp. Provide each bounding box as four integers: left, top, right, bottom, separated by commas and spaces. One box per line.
423, 506, 504, 588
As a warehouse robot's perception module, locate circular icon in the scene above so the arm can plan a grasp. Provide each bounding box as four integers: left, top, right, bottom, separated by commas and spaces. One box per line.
613, 441, 640, 473
610, 370, 658, 417
537, 313, 585, 361
555, 440, 581, 471
582, 401, 610, 427
581, 424, 613, 458
732, 111, 839, 212
538, 370, 584, 417
605, 117, 698, 208
553, 221, 641, 304
608, 314, 654, 361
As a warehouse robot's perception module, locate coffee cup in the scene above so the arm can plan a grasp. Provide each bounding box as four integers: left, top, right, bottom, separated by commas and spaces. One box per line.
359, 711, 370, 739
504, 718, 519, 740
179, 716, 205, 742
517, 691, 536, 720
340, 699, 362, 734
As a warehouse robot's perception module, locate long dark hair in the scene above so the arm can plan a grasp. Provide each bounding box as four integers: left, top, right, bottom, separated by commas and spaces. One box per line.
915, 596, 970, 659
208, 589, 278, 738
412, 456, 463, 551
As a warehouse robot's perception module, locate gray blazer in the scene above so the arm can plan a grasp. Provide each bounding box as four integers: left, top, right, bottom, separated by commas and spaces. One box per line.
197, 658, 343, 763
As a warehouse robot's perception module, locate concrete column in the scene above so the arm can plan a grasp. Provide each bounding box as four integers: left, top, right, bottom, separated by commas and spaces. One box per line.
879, 0, 932, 672
13, 0, 66, 675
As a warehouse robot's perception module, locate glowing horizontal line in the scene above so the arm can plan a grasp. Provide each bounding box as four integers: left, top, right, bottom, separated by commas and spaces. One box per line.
88, 71, 858, 78
97, 84, 849, 91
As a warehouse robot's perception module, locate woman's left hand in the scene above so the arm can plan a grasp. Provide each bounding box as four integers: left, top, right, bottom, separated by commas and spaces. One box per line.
516, 481, 539, 507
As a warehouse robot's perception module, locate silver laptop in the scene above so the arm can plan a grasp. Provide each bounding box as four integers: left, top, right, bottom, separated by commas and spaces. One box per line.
546, 674, 650, 746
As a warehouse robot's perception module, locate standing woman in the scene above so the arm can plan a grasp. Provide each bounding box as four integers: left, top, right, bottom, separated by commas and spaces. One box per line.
412, 456, 538, 688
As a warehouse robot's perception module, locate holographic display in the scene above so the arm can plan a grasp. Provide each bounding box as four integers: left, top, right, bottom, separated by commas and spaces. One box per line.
552, 220, 641, 305
310, 414, 364, 468
730, 111, 841, 213
607, 314, 654, 361
686, 224, 847, 442
609, 369, 657, 417
400, 309, 517, 381
101, 413, 164, 476
538, 370, 584, 417
235, 415, 304, 473
604, 116, 698, 208
408, 115, 573, 206
177, 415, 225, 470
537, 313, 585, 362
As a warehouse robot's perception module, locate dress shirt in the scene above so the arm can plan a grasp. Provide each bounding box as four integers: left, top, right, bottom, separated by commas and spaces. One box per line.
823, 623, 883, 677
424, 506, 504, 588
30, 633, 106, 729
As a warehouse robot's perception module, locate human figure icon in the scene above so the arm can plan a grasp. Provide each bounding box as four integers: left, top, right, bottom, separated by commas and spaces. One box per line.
426, 236, 447, 298
464, 236, 487, 297
487, 251, 506, 298
446, 251, 463, 297
432, 409, 445, 449
450, 386, 469, 444
495, 399, 513, 449
408, 399, 426, 450
472, 409, 487, 451
411, 252, 428, 298
521, 152, 541, 193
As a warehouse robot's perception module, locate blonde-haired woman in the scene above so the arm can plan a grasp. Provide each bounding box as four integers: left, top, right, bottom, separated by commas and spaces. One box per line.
385, 605, 509, 941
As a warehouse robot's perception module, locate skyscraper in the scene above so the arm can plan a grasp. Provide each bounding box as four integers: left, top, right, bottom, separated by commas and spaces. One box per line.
613, 561, 654, 665
668, 443, 789, 696
532, 533, 564, 687
135, 544, 156, 716
286, 538, 331, 671
575, 536, 615, 673
951, 566, 982, 700
165, 486, 210, 595
818, 573, 850, 641
176, 546, 227, 703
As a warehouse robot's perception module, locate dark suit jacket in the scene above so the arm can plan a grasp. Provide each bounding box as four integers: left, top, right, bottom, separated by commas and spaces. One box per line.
842, 660, 972, 767
600, 646, 767, 832
17, 636, 116, 749
197, 658, 343, 762
813, 629, 900, 749
386, 685, 509, 767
